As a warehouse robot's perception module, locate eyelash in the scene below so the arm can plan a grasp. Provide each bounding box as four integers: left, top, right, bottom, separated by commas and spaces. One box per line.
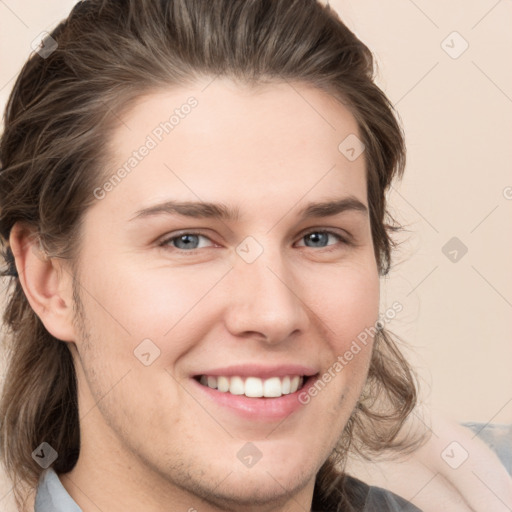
158, 229, 352, 254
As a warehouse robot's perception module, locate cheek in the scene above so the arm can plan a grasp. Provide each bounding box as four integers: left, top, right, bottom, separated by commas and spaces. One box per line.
307, 264, 379, 401
308, 263, 380, 348
77, 246, 379, 371
80, 257, 231, 347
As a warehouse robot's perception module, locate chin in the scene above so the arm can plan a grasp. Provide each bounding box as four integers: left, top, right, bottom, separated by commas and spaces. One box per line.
240, 458, 314, 492
194, 467, 314, 510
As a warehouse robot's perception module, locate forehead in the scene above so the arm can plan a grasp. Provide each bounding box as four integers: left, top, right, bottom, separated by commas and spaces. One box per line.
100, 78, 367, 219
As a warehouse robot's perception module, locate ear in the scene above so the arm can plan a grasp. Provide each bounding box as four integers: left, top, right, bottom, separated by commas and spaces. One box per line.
9, 222, 77, 342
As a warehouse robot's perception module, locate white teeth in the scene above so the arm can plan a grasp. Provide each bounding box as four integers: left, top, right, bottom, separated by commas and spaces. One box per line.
245, 377, 263, 397
290, 376, 300, 393
217, 376, 229, 392
263, 377, 282, 398
198, 375, 306, 398
229, 376, 245, 395
281, 376, 291, 394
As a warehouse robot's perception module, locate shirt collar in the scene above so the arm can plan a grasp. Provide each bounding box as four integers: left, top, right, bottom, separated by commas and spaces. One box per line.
35, 468, 82, 512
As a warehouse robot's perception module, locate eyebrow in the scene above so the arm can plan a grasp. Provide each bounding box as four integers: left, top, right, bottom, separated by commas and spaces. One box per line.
130, 196, 368, 222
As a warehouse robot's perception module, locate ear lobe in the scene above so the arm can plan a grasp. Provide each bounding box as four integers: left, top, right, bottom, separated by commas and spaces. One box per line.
9, 222, 77, 342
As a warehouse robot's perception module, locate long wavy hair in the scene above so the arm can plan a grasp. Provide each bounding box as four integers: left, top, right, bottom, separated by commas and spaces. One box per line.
0, 1, 420, 510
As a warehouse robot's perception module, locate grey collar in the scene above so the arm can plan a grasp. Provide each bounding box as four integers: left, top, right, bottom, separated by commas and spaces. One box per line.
35, 468, 82, 512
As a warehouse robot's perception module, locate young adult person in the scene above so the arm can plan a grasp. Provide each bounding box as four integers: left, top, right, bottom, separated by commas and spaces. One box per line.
0, 1, 423, 510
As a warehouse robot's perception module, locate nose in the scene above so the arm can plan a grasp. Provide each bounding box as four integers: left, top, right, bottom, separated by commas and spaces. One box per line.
223, 243, 310, 344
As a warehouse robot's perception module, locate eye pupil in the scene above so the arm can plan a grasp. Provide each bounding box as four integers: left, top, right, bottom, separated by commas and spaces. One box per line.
175, 234, 199, 249
306, 232, 328, 247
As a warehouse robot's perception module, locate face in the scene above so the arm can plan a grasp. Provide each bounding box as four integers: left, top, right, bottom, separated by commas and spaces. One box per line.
65, 78, 380, 510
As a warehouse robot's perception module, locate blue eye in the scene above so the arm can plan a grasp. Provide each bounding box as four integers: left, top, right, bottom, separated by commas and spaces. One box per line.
162, 233, 213, 251
297, 230, 347, 249
159, 229, 350, 254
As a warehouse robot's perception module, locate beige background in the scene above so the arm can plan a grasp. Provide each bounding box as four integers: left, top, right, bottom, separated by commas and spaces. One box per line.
330, 0, 512, 425
0, 2, 511, 504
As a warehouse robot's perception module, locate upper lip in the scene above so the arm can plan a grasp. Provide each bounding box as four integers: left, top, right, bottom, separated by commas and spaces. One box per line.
193, 364, 318, 380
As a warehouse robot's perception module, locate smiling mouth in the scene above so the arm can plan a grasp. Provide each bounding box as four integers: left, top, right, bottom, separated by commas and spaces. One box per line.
194, 375, 309, 398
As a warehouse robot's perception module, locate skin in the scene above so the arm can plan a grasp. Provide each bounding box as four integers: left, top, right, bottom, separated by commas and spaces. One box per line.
11, 78, 380, 512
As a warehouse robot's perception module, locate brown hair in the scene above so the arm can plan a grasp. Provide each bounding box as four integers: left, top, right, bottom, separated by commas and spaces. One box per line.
0, 1, 419, 510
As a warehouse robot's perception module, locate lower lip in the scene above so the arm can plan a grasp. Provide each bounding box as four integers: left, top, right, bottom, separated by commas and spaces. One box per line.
190, 376, 317, 421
